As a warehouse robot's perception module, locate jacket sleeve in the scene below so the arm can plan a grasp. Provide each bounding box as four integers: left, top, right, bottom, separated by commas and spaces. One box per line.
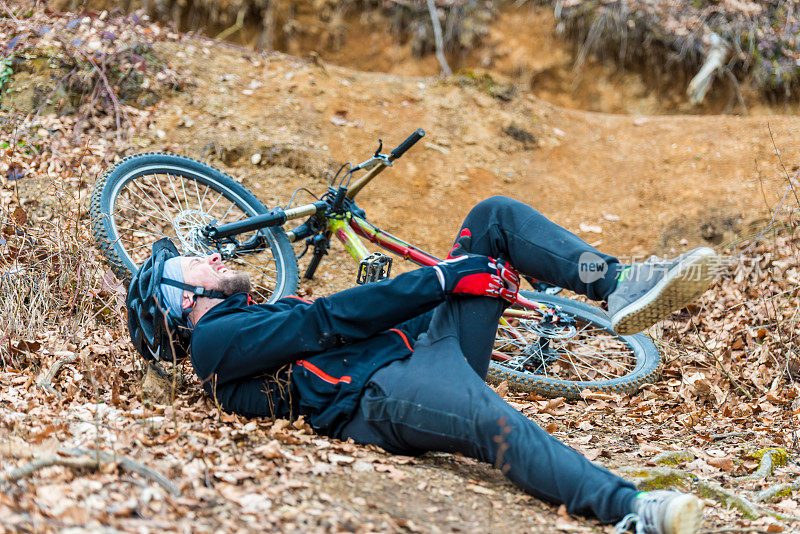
200, 266, 445, 383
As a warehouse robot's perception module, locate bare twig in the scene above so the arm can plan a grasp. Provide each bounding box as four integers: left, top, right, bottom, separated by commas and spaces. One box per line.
37, 350, 78, 393
0, 455, 98, 482
66, 448, 181, 496
426, 0, 452, 77
0, 1, 19, 22
767, 123, 800, 207
216, 7, 246, 41
1, 448, 180, 497
75, 48, 129, 143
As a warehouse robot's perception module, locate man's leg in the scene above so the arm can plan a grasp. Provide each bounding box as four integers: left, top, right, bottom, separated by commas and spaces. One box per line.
452, 196, 718, 337
449, 196, 623, 301
422, 195, 619, 378
337, 337, 639, 523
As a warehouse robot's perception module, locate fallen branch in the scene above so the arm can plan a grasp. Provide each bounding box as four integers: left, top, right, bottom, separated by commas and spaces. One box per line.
711, 431, 755, 441
687, 33, 728, 105
69, 448, 181, 497
426, 0, 452, 77
37, 350, 77, 393
1, 448, 181, 497
0, 455, 98, 483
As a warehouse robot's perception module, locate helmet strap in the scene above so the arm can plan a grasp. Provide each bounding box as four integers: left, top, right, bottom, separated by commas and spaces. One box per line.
160, 277, 227, 300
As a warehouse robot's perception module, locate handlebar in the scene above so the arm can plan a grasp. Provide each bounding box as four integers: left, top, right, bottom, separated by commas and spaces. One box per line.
390, 129, 425, 161
204, 129, 426, 241
346, 128, 425, 200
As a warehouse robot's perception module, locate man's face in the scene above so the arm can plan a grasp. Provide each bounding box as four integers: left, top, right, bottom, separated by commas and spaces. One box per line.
181, 253, 251, 296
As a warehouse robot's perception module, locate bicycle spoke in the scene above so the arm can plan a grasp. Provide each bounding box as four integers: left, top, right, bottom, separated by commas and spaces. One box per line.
166, 173, 185, 214
126, 181, 175, 223
556, 349, 616, 380
232, 255, 279, 276
152, 173, 183, 216
114, 202, 173, 234
178, 174, 192, 214
116, 225, 173, 241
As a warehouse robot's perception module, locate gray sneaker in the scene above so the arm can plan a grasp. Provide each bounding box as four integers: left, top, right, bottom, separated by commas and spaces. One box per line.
608, 247, 718, 335
616, 490, 704, 534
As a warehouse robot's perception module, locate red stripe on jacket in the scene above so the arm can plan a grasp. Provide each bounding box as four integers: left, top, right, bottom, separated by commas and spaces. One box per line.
389, 329, 413, 352
295, 359, 352, 384
284, 295, 313, 304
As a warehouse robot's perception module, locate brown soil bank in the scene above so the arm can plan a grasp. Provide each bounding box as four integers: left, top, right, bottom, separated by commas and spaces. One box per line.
141, 38, 800, 267
51, 0, 800, 115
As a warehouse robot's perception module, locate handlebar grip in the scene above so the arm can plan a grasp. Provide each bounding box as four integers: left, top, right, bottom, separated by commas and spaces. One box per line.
390, 129, 425, 160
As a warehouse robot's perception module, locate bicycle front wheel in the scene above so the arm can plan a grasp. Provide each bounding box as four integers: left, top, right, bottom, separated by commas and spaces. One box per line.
91, 153, 298, 303
490, 291, 660, 399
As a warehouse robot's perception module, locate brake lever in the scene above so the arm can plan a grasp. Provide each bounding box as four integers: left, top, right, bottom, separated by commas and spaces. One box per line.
352, 138, 393, 172
353, 154, 392, 172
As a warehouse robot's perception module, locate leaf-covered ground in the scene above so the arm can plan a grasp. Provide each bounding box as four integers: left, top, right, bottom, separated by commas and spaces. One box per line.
1, 6, 800, 533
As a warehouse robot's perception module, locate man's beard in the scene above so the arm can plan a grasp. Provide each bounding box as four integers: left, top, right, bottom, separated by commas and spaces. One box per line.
218, 270, 251, 296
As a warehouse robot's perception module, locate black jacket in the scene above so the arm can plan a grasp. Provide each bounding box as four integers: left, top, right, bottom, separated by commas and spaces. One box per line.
190, 267, 444, 434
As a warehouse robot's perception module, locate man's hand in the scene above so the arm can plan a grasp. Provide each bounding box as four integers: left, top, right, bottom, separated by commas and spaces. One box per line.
433, 253, 520, 302
496, 259, 520, 302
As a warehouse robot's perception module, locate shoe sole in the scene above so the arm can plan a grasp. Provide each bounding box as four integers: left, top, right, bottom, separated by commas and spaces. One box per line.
664, 494, 704, 534
611, 247, 717, 336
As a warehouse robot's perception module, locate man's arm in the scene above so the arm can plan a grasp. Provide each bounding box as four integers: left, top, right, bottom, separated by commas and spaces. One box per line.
196, 266, 445, 383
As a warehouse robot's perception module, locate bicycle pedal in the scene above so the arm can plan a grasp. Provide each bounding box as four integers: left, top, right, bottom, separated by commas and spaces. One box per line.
357, 252, 392, 285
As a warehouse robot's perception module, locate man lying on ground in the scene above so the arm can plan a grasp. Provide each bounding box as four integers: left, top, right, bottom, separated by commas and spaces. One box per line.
127, 196, 717, 534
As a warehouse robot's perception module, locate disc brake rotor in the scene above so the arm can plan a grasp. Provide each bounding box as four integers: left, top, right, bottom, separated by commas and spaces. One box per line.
172, 209, 217, 256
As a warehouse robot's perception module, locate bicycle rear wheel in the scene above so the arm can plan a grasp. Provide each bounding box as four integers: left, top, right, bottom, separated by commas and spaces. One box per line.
490, 291, 660, 399
91, 153, 298, 303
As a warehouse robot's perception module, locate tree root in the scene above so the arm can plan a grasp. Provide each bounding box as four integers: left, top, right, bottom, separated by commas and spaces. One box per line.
695, 480, 761, 519
754, 479, 800, 503
618, 466, 696, 492
696, 480, 799, 522
1, 448, 181, 497
735, 449, 788, 482
618, 466, 800, 522
651, 450, 695, 466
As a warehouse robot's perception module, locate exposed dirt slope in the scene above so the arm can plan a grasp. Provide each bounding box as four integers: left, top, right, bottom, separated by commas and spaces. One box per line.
148, 39, 799, 269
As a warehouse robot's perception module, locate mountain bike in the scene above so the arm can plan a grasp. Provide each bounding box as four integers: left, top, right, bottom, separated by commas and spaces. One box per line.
91, 129, 660, 399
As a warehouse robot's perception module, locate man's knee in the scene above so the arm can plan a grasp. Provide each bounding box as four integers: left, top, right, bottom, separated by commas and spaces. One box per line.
466, 196, 516, 223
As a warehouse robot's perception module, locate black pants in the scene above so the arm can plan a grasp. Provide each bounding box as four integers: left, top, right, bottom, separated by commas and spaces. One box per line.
338, 197, 636, 523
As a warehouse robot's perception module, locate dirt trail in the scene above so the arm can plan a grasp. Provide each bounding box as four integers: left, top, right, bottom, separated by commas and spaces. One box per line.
150, 40, 798, 273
